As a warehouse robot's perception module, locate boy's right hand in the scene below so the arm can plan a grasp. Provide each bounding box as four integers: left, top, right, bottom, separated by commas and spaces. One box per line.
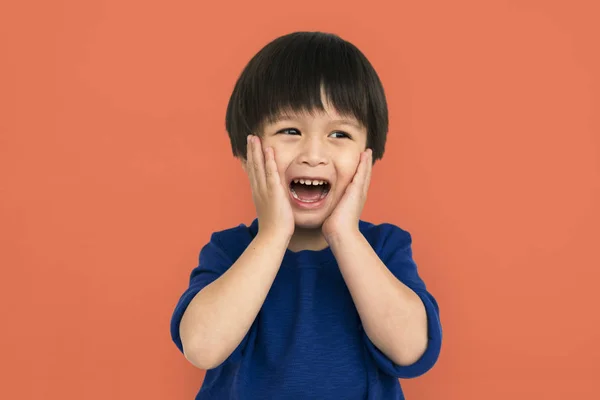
246, 135, 295, 241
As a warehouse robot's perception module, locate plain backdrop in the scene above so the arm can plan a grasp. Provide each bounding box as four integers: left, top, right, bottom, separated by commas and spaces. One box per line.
1, 0, 599, 399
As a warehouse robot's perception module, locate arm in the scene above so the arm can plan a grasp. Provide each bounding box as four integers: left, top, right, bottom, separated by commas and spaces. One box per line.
180, 232, 288, 370
322, 150, 440, 375
179, 135, 295, 370
328, 229, 428, 366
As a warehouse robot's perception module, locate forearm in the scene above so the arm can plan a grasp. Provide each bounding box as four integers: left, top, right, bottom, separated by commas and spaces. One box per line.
328, 230, 428, 366
180, 232, 289, 369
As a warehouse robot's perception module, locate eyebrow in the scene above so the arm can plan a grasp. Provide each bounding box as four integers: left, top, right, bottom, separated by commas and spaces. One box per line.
265, 112, 303, 124
266, 114, 363, 129
327, 119, 363, 129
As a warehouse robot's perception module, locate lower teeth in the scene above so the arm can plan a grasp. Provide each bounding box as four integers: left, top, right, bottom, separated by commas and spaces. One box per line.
290, 188, 329, 203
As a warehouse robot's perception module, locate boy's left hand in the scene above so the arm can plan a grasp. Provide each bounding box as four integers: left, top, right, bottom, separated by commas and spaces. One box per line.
322, 149, 373, 242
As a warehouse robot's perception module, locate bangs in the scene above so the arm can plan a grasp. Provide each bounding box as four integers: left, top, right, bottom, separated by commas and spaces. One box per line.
255, 36, 370, 126
226, 32, 388, 160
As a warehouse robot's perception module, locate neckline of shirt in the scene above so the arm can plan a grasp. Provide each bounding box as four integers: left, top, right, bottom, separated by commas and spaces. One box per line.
247, 218, 338, 268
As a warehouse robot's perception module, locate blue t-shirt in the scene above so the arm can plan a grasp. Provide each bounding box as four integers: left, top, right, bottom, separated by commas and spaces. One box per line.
170, 219, 442, 399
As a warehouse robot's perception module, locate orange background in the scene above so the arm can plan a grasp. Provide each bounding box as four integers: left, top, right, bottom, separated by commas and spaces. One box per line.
1, 0, 599, 399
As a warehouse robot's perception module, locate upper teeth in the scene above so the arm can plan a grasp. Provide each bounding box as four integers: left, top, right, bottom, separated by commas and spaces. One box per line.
293, 179, 327, 185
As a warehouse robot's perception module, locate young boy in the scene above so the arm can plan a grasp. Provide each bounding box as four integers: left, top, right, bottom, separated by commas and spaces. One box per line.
170, 31, 442, 399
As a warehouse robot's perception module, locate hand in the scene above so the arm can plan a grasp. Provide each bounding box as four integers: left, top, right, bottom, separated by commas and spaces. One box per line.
245, 135, 295, 240
322, 149, 373, 242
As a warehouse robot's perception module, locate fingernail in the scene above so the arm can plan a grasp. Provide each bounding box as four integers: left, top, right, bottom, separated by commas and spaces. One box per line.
247, 135, 251, 143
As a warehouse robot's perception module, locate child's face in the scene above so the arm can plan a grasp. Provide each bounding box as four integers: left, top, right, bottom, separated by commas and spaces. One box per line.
259, 101, 368, 230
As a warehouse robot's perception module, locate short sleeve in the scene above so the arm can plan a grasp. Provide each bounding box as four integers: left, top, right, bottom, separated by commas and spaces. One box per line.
362, 225, 442, 379
169, 232, 251, 364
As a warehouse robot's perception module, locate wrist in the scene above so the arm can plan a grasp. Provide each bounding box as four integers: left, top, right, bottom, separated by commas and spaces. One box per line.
255, 229, 292, 249
324, 226, 362, 248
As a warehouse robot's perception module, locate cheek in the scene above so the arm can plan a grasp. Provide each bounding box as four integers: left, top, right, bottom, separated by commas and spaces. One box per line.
267, 142, 293, 179
334, 154, 361, 190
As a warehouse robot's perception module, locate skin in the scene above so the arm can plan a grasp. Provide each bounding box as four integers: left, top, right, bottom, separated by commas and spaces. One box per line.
253, 102, 369, 250
179, 100, 428, 370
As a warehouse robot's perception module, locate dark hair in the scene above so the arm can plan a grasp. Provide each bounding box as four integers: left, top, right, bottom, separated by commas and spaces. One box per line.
225, 31, 388, 161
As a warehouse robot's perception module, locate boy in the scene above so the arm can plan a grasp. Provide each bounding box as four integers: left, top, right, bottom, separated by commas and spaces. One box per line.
170, 31, 442, 399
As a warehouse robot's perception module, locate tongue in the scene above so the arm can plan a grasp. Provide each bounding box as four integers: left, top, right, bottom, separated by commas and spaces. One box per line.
293, 184, 323, 201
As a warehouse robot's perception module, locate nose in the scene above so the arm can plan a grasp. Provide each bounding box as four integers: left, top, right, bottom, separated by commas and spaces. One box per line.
296, 136, 328, 166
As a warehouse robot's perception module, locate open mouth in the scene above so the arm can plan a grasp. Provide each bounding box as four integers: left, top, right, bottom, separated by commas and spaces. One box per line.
289, 178, 330, 203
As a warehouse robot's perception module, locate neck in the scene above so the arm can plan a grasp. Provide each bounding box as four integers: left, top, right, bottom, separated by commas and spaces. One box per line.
287, 226, 328, 252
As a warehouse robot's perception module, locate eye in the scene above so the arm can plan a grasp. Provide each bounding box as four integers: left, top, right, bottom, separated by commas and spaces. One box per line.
329, 131, 351, 139
277, 128, 300, 135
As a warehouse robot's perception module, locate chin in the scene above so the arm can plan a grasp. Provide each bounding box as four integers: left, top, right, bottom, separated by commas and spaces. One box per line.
293, 213, 327, 230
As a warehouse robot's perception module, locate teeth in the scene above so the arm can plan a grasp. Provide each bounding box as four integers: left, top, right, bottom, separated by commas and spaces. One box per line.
290, 187, 329, 202
292, 179, 328, 185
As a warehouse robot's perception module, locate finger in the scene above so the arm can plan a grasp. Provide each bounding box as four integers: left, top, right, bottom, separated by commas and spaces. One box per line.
349, 150, 370, 199
264, 147, 281, 188
251, 135, 267, 191
344, 152, 366, 201
246, 135, 257, 188
363, 149, 373, 195
352, 150, 368, 184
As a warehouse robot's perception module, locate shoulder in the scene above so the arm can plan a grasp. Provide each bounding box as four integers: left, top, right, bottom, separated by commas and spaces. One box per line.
203, 219, 258, 262
209, 221, 254, 244
359, 220, 413, 254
